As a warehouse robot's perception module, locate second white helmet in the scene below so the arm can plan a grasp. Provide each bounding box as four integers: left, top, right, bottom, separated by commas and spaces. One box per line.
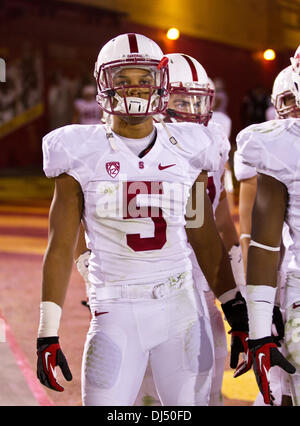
165, 53, 214, 125
271, 65, 298, 118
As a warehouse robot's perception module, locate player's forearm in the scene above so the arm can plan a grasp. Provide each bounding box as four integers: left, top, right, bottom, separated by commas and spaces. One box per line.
215, 196, 239, 251
239, 177, 257, 234
42, 244, 75, 307
190, 233, 236, 298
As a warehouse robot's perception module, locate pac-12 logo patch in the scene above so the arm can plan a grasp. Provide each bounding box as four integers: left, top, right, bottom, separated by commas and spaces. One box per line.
106, 162, 120, 178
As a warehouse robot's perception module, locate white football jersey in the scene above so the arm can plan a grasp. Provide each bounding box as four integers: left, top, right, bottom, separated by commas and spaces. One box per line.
211, 111, 232, 139
233, 150, 257, 182
236, 118, 300, 271
43, 121, 223, 287
207, 119, 231, 213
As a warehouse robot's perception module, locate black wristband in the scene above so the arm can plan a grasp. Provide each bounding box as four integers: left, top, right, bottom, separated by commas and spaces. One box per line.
221, 291, 249, 332
37, 336, 59, 349
248, 336, 276, 351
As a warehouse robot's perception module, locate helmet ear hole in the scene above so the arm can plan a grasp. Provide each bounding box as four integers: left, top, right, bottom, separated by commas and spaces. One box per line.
157, 88, 167, 96
106, 89, 116, 97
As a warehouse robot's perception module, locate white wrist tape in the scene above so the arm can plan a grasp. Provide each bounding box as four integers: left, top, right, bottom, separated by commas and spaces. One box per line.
249, 240, 280, 252
246, 285, 277, 339
38, 301, 62, 338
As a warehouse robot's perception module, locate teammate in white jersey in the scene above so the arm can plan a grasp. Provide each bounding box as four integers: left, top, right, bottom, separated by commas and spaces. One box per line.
235, 46, 300, 405
36, 33, 249, 406
234, 64, 300, 405
159, 53, 246, 405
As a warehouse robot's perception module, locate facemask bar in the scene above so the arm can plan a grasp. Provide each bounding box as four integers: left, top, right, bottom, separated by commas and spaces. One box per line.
275, 90, 300, 118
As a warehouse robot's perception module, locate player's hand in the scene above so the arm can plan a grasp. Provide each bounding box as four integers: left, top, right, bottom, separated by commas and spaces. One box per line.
231, 331, 252, 377
248, 336, 296, 405
221, 291, 251, 375
37, 336, 72, 392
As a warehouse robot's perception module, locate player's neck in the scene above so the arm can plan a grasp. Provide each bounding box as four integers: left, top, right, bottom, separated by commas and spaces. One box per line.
112, 116, 154, 139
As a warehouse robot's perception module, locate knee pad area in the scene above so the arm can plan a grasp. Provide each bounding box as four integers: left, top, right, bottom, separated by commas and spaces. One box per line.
184, 316, 214, 374
84, 332, 122, 389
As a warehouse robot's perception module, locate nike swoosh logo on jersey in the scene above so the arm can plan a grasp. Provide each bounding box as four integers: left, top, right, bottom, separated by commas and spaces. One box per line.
158, 163, 176, 170
293, 302, 300, 309
95, 311, 109, 317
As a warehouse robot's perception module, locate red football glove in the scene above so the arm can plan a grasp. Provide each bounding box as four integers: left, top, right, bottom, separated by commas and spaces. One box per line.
233, 305, 286, 378
37, 337, 72, 392
248, 336, 296, 405
231, 331, 252, 377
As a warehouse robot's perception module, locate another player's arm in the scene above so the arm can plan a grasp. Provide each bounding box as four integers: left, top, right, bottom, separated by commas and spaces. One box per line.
215, 184, 239, 252
186, 171, 236, 298
186, 171, 250, 373
247, 173, 287, 288
37, 173, 83, 392
42, 173, 83, 306
246, 173, 295, 405
239, 175, 257, 270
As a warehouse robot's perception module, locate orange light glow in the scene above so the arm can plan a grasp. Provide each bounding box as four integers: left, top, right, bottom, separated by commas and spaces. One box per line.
166, 28, 180, 40
263, 49, 276, 61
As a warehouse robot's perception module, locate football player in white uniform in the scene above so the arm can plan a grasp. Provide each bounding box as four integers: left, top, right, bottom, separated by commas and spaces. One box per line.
235, 46, 300, 405
234, 64, 300, 405
207, 78, 235, 213
158, 53, 246, 405
36, 33, 249, 406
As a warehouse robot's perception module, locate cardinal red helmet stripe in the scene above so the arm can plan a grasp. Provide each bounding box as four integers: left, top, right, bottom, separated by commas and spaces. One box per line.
181, 54, 198, 81
128, 33, 139, 53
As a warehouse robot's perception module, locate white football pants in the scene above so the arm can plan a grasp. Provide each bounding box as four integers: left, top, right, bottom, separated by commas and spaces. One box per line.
190, 247, 228, 405
81, 277, 214, 406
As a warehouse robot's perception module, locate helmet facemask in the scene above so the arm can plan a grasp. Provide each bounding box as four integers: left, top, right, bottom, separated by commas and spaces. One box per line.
274, 90, 300, 119
167, 82, 214, 126
95, 59, 169, 117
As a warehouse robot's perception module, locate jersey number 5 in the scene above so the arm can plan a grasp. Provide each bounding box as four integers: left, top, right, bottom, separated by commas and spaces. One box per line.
123, 181, 167, 251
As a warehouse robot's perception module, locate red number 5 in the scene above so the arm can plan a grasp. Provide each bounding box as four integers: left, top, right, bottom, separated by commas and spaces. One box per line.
123, 181, 167, 252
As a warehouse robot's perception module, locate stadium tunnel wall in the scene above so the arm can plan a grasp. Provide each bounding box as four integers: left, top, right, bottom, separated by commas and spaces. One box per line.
0, 0, 293, 171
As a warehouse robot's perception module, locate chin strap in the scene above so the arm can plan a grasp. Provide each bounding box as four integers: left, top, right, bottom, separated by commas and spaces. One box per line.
155, 115, 192, 154
104, 114, 118, 152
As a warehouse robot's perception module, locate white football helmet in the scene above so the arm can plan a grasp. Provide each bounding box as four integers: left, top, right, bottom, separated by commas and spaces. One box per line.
290, 45, 300, 108
165, 53, 214, 125
94, 33, 169, 117
271, 65, 299, 118
207, 77, 215, 92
